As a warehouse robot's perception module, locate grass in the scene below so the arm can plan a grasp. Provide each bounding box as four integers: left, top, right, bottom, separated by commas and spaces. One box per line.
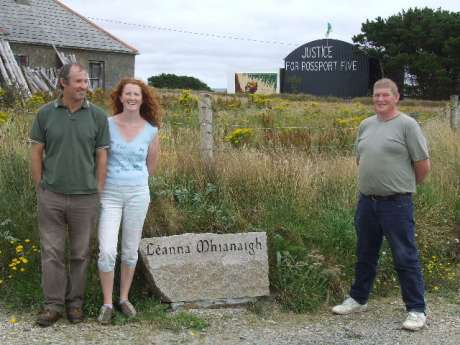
0, 90, 459, 317
109, 299, 208, 332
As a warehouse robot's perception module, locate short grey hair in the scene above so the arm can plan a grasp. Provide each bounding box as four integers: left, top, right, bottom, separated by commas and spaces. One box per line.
58, 63, 86, 90
373, 78, 399, 96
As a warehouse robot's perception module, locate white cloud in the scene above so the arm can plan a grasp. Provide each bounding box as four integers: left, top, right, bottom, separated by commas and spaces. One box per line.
62, 0, 460, 88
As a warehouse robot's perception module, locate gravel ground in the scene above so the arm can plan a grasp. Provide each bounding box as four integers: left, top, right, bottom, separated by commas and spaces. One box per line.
1, 295, 459, 345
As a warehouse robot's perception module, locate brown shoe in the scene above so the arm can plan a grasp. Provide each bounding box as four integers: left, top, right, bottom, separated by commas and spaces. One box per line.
66, 307, 84, 324
119, 300, 136, 317
97, 305, 113, 325
36, 308, 62, 327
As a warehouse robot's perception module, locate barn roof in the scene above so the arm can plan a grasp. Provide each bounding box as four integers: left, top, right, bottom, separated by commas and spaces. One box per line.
0, 0, 138, 54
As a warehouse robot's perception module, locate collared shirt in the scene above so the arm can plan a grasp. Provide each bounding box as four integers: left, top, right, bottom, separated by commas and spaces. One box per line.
30, 98, 110, 194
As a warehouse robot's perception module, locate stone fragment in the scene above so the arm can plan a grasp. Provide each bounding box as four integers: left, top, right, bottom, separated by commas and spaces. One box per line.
139, 232, 270, 304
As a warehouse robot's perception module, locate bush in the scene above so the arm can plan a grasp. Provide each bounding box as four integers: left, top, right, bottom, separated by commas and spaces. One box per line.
224, 128, 254, 147
25, 94, 46, 112
87, 88, 109, 108
178, 89, 198, 113
0, 111, 9, 125
274, 251, 339, 312
0, 85, 23, 109
0, 237, 42, 308
249, 94, 271, 108
148, 73, 212, 91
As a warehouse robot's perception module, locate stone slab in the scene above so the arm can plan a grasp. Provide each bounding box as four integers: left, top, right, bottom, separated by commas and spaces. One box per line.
139, 232, 270, 304
170, 297, 257, 311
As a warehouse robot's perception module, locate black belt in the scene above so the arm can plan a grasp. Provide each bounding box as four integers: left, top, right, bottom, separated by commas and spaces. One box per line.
361, 193, 412, 201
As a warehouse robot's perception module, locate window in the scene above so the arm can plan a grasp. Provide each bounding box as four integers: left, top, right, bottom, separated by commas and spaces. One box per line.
89, 61, 105, 89
14, 55, 28, 66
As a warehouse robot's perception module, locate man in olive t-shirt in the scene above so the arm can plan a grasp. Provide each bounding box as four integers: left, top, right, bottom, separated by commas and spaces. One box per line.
332, 78, 431, 332
30, 64, 110, 327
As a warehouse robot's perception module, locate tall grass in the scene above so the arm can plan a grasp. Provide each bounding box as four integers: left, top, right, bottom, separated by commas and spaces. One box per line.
0, 93, 459, 315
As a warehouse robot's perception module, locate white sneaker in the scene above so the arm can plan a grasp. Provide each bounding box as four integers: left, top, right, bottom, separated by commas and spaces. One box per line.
332, 297, 368, 315
402, 311, 426, 331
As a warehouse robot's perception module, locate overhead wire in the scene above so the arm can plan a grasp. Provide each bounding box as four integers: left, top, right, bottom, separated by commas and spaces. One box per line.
86, 16, 301, 46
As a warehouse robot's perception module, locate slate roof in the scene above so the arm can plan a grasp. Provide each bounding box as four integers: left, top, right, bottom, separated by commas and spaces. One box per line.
0, 0, 138, 54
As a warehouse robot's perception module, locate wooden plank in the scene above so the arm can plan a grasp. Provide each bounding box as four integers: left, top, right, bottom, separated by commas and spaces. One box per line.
0, 40, 12, 85
37, 68, 55, 89
0, 39, 17, 85
1, 40, 31, 96
4, 40, 31, 95
52, 44, 69, 65
22, 67, 39, 93
0, 55, 12, 85
33, 70, 51, 92
23, 67, 47, 92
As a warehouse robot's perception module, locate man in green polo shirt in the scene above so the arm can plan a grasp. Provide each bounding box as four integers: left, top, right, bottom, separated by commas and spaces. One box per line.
30, 63, 110, 327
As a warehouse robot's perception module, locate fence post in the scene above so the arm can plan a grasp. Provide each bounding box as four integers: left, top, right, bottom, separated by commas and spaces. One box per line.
450, 95, 459, 131
199, 93, 213, 163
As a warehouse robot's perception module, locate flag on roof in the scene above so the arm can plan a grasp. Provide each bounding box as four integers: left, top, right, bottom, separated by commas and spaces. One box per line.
326, 22, 332, 38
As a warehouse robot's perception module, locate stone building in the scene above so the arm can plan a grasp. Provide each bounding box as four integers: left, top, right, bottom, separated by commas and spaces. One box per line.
0, 0, 138, 89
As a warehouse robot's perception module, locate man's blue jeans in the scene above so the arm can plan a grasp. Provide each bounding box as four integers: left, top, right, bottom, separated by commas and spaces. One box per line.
349, 193, 426, 313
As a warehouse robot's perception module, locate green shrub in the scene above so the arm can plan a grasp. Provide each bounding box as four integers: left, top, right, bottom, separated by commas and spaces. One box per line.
0, 237, 42, 308
178, 90, 198, 113
0, 85, 23, 109
0, 111, 9, 125
86, 88, 108, 108
274, 251, 340, 312
25, 94, 46, 112
224, 128, 254, 147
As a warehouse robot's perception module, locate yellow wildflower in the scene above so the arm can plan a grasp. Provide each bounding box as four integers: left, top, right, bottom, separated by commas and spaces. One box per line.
25, 239, 30, 243
20, 257, 28, 264
9, 316, 17, 324
20, 268, 25, 272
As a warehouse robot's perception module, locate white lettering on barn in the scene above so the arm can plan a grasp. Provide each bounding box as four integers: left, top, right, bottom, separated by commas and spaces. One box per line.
285, 45, 358, 73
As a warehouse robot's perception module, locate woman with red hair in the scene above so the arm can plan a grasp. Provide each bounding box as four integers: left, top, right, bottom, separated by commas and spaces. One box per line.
96, 79, 162, 324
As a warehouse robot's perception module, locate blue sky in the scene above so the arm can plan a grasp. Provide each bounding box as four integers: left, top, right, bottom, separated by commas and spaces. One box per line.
62, 0, 460, 88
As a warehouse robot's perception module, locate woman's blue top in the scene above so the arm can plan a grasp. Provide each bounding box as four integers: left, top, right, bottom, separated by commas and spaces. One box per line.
106, 117, 158, 186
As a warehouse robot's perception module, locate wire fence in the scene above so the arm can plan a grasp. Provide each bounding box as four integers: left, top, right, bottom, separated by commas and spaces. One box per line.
13, 96, 457, 157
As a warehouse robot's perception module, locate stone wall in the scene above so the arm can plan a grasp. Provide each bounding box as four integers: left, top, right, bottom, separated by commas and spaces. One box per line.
9, 42, 135, 89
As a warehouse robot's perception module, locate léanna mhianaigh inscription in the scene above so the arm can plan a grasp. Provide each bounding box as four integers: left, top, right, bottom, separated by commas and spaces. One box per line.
145, 236, 264, 257
282, 38, 370, 98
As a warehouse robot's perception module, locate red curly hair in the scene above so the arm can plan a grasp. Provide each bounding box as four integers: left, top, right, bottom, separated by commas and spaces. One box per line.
110, 78, 162, 127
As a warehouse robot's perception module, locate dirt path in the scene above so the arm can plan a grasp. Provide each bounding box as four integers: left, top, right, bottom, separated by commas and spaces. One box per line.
1, 295, 459, 345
